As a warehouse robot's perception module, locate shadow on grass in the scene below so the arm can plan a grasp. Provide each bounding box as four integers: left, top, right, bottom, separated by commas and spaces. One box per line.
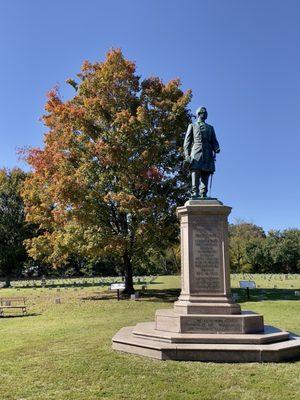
138, 289, 180, 302
81, 287, 300, 304
232, 288, 300, 303
81, 289, 180, 303
81, 292, 117, 301
0, 312, 40, 318
139, 288, 300, 303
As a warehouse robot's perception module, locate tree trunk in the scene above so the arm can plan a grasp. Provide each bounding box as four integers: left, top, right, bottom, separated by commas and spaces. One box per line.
122, 251, 135, 294
4, 273, 11, 288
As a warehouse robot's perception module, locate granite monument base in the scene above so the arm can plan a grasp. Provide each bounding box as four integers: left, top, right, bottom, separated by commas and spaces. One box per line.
112, 200, 300, 362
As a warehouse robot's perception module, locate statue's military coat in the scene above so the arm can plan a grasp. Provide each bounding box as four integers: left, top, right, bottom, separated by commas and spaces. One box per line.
183, 122, 220, 173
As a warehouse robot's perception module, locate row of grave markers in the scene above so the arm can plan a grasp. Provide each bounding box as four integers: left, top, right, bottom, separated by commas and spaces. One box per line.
232, 273, 300, 280
8, 275, 158, 289
7, 273, 300, 288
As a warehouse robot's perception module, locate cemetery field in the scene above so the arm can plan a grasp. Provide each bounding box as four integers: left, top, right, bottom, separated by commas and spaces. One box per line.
0, 275, 299, 400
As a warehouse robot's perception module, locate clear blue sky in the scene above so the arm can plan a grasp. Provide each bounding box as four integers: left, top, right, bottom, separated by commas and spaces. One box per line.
0, 0, 299, 231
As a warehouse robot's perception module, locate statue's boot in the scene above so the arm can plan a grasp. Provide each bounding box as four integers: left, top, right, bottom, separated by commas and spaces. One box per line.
200, 171, 210, 198
191, 171, 200, 199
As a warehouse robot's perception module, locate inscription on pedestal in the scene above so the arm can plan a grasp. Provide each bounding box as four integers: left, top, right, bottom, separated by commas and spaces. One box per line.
184, 317, 240, 333
191, 216, 224, 293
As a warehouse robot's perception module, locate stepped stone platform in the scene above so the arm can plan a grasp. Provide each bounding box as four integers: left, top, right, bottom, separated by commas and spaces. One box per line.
113, 325, 300, 362
112, 200, 300, 362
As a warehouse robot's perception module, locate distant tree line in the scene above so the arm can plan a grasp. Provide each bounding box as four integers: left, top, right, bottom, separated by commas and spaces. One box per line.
229, 221, 299, 273
0, 168, 35, 287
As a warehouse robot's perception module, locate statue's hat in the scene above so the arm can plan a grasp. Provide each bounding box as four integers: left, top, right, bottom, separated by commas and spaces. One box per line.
196, 106, 207, 116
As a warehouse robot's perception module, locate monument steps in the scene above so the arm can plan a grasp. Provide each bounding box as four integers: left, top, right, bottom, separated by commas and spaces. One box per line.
132, 322, 291, 344
113, 326, 300, 362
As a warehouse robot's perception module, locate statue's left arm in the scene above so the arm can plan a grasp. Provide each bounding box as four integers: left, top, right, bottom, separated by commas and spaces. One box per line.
211, 126, 220, 153
183, 123, 193, 162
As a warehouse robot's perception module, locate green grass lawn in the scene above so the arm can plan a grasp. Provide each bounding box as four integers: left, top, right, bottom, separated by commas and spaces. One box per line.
0, 275, 299, 400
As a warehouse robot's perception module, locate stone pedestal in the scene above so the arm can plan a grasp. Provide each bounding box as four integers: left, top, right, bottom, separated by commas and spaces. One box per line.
174, 200, 241, 315
112, 200, 300, 362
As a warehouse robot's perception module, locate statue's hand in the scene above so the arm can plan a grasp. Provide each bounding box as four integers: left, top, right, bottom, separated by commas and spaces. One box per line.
185, 155, 192, 164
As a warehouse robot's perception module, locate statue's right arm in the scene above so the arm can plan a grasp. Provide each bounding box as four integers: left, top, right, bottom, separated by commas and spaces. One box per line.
183, 123, 193, 161
211, 126, 220, 153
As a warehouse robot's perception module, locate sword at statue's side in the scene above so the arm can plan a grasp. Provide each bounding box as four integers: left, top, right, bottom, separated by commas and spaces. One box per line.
209, 152, 217, 198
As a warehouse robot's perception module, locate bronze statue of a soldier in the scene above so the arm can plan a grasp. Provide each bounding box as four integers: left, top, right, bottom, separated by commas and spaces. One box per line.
184, 106, 220, 198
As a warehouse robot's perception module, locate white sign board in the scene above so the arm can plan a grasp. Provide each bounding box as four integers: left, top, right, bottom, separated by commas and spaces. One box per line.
239, 280, 256, 289
110, 282, 125, 290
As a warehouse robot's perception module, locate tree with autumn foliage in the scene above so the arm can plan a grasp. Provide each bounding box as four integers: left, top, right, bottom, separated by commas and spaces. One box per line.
22, 49, 192, 293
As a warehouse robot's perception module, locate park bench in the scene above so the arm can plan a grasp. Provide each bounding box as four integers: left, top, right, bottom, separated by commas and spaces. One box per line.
0, 297, 27, 317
